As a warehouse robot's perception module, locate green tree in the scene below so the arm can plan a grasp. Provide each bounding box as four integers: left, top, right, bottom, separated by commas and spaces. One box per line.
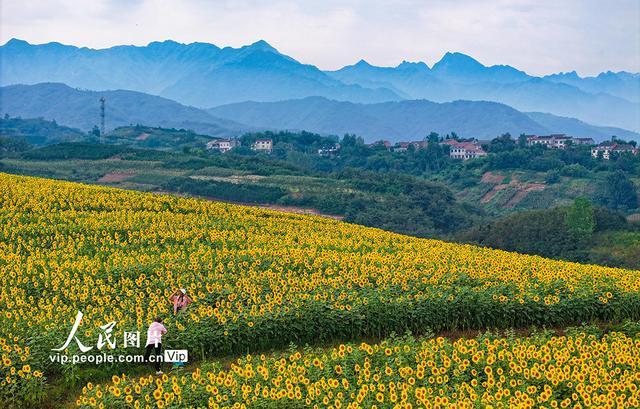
427, 132, 440, 143
564, 198, 595, 241
600, 171, 638, 210
487, 133, 516, 153
518, 133, 528, 148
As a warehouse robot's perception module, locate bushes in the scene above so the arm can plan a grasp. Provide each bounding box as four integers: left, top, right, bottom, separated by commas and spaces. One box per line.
561, 163, 589, 177
164, 177, 287, 204
597, 171, 638, 210
464, 200, 633, 265
20, 143, 129, 160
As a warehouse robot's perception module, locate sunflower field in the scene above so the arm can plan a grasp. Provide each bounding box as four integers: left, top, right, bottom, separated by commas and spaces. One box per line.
1, 172, 640, 406
76, 331, 640, 408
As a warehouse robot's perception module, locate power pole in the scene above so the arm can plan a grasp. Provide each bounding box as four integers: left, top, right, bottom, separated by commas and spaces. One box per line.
100, 96, 106, 135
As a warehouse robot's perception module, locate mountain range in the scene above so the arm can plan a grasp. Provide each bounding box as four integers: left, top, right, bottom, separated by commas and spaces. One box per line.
1, 38, 638, 133
328, 56, 640, 132
209, 97, 639, 142
2, 83, 637, 143
0, 83, 248, 137
0, 38, 398, 107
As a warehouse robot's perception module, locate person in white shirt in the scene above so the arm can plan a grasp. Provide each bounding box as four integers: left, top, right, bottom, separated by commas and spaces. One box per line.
143, 317, 167, 374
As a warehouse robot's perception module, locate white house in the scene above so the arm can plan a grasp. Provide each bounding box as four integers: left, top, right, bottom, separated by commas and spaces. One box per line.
591, 143, 638, 160
251, 138, 273, 153
206, 139, 238, 153
441, 140, 487, 160
526, 134, 595, 149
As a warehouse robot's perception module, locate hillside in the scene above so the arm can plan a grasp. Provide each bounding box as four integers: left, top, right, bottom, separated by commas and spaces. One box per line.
0, 115, 85, 145
0, 38, 400, 107
0, 139, 479, 238
7, 83, 636, 143
104, 124, 220, 149
0, 83, 250, 136
2, 127, 638, 253
209, 96, 636, 142
2, 173, 640, 407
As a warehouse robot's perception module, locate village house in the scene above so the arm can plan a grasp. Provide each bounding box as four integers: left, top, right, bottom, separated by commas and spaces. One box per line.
251, 138, 273, 153
441, 139, 487, 160
392, 142, 411, 152
574, 137, 596, 145
318, 143, 340, 157
206, 138, 238, 153
526, 134, 594, 149
391, 141, 427, 152
367, 140, 393, 150
591, 142, 638, 160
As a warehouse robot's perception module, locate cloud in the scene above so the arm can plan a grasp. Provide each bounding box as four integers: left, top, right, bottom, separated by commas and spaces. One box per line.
1, 0, 638, 76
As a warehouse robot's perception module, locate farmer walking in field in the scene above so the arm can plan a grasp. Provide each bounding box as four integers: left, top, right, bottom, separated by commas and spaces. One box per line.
169, 288, 193, 314
144, 317, 167, 375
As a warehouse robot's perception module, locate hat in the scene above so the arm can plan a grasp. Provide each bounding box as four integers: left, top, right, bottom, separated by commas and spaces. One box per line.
180, 288, 187, 294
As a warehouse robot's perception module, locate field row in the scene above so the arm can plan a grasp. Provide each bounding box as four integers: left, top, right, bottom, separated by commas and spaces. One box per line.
75, 331, 640, 408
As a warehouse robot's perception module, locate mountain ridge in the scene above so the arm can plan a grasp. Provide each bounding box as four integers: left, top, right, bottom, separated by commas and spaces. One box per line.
0, 82, 250, 136
0, 38, 402, 107
2, 83, 637, 144
2, 38, 638, 131
208, 96, 639, 142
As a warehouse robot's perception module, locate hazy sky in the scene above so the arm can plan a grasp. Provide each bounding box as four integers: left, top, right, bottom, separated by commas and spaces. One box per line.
2, 0, 639, 76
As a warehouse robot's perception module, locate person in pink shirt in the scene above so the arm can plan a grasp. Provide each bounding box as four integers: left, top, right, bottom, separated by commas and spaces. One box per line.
144, 317, 167, 374
169, 288, 193, 314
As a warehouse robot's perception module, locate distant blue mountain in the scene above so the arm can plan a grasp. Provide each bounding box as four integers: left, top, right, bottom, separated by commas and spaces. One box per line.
207, 96, 637, 142
0, 38, 401, 107
1, 39, 638, 132
328, 52, 640, 131
431, 52, 529, 83
0, 83, 250, 136
208, 96, 548, 141
2, 83, 636, 144
544, 71, 640, 103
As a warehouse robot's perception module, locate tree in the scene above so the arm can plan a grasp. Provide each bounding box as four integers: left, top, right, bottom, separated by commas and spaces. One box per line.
427, 132, 440, 143
600, 171, 638, 210
545, 170, 560, 184
564, 198, 595, 241
518, 134, 527, 148
487, 133, 516, 153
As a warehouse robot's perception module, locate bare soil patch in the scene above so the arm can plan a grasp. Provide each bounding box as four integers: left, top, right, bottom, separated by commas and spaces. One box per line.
98, 172, 136, 183
190, 175, 265, 184
504, 183, 546, 208
480, 184, 509, 203
627, 213, 640, 223
257, 204, 344, 220
481, 171, 505, 184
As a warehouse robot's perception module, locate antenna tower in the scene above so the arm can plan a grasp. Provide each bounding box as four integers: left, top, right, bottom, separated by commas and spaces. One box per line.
99, 96, 106, 135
